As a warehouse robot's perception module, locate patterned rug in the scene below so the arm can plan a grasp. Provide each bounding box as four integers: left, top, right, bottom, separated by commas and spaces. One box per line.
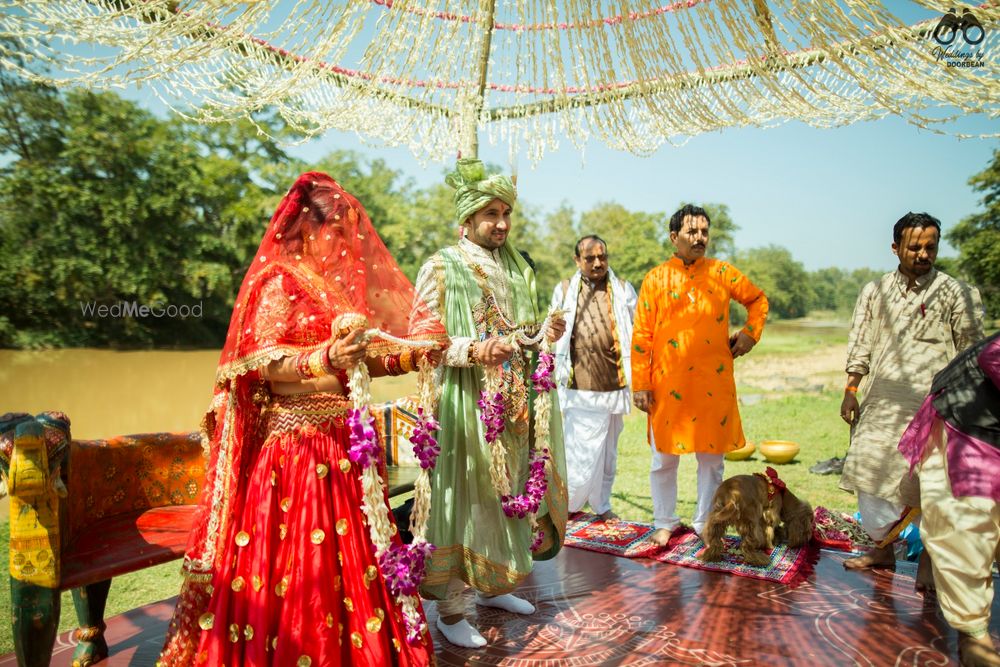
564, 512, 818, 585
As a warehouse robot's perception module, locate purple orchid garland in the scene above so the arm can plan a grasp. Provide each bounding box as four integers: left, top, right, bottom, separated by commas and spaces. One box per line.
370, 405, 441, 639
347, 408, 380, 467
481, 349, 556, 552
410, 407, 441, 469
349, 404, 437, 644
500, 447, 550, 518
379, 540, 435, 598
531, 351, 556, 393
477, 390, 506, 443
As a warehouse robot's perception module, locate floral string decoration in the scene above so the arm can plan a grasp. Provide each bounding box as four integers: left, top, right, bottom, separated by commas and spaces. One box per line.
379, 354, 441, 643
813, 505, 875, 551
337, 313, 439, 645
531, 350, 556, 393
479, 310, 561, 553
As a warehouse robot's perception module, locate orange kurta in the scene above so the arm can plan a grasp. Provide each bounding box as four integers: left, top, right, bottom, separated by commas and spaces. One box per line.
631, 256, 768, 455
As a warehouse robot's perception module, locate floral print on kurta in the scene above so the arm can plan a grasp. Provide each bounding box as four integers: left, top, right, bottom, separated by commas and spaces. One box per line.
631, 256, 768, 455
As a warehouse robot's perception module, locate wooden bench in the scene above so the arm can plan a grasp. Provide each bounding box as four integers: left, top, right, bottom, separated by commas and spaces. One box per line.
4, 408, 420, 667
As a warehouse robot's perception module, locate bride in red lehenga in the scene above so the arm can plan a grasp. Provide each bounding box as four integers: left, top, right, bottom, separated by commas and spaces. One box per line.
159, 172, 447, 666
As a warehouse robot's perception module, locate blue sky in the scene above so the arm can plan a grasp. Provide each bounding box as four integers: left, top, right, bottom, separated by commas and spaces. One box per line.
288, 114, 997, 272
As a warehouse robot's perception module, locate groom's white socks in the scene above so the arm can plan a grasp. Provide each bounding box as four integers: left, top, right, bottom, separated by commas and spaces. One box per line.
475, 593, 535, 615
436, 617, 487, 648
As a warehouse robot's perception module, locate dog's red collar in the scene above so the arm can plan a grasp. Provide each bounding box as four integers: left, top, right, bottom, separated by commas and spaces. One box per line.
754, 466, 787, 499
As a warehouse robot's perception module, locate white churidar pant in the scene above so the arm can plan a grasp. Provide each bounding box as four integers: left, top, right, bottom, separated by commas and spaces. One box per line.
649, 431, 724, 535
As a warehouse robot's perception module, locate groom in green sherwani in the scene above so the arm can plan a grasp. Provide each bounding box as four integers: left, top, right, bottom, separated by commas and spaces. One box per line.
412, 159, 568, 649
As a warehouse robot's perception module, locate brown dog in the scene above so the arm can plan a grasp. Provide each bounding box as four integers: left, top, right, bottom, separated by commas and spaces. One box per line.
699, 467, 814, 566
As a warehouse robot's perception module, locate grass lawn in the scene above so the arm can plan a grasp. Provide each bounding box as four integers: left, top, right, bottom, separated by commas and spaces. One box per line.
612, 391, 852, 524
0, 320, 858, 656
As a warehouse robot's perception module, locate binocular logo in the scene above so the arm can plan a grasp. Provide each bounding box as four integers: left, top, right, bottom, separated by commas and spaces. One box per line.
933, 8, 985, 46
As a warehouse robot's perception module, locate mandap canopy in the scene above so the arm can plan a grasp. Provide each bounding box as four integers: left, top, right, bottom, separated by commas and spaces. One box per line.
1, 0, 997, 161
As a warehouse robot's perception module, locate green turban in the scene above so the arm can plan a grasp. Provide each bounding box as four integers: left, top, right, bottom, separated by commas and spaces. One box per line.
445, 158, 517, 225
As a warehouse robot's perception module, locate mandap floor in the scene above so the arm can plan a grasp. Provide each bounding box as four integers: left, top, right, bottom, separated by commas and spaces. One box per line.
4, 546, 998, 667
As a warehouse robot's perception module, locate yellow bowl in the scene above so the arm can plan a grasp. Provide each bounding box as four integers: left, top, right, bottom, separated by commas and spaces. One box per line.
725, 441, 756, 461
758, 440, 800, 464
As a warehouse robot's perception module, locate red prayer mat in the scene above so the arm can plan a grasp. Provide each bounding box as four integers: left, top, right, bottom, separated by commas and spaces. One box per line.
564, 512, 818, 585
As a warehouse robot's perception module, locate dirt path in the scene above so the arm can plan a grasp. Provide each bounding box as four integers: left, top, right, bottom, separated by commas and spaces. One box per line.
736, 344, 845, 394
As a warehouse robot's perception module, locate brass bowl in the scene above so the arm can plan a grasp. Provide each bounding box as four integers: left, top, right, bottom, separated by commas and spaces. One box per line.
724, 441, 756, 461
758, 439, 800, 464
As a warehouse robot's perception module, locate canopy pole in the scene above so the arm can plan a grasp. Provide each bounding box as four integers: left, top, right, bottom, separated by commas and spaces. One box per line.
467, 0, 498, 158
752, 0, 780, 50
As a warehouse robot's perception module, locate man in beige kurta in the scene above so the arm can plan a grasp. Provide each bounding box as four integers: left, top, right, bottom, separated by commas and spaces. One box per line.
840, 212, 983, 570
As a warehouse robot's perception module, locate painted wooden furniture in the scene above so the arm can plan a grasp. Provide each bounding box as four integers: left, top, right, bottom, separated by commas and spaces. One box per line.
5, 403, 420, 667
6, 416, 204, 667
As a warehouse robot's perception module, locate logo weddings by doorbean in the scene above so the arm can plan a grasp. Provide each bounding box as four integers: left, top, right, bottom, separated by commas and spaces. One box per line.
930, 7, 987, 68
79, 300, 203, 319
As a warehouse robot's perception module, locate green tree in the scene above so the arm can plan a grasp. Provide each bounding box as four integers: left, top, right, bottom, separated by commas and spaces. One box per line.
732, 245, 815, 319
529, 203, 578, 303
810, 266, 883, 314
948, 148, 1000, 318
577, 202, 669, 287
0, 78, 298, 347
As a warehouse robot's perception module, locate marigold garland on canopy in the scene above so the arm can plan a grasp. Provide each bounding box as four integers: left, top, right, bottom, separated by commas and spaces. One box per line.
1, 0, 996, 161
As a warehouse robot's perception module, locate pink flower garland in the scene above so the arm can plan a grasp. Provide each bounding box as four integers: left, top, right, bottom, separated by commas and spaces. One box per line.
349, 406, 437, 644
531, 351, 556, 393
530, 525, 545, 551
379, 540, 435, 597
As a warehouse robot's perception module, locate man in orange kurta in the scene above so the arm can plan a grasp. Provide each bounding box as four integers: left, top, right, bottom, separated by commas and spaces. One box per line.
632, 205, 769, 545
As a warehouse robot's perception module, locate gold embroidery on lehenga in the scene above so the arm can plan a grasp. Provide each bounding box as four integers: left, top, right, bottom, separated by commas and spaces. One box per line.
262, 392, 350, 436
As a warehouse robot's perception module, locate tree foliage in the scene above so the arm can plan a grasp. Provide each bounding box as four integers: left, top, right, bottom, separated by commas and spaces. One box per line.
947, 148, 1000, 319
809, 267, 884, 314
732, 245, 815, 320
0, 78, 300, 346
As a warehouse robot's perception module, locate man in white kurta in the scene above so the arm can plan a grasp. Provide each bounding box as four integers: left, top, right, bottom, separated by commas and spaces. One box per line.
839, 212, 983, 570
551, 235, 637, 520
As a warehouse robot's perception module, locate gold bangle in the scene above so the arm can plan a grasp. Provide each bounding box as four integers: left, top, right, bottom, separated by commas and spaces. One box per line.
467, 342, 478, 366
399, 349, 415, 373
308, 348, 329, 377
845, 385, 859, 393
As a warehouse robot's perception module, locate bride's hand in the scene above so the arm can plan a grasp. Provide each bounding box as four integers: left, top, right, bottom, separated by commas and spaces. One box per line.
327, 329, 368, 368
422, 347, 444, 368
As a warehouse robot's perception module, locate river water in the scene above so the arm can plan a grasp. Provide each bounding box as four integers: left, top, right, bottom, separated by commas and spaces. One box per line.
0, 349, 415, 440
